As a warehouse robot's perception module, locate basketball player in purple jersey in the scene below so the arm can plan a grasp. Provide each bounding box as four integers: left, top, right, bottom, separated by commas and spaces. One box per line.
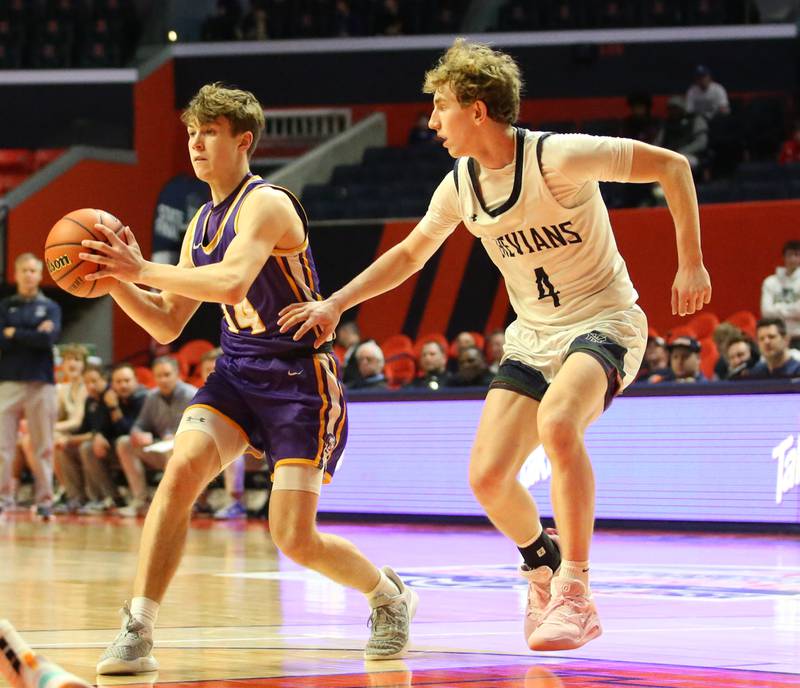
80, 84, 418, 674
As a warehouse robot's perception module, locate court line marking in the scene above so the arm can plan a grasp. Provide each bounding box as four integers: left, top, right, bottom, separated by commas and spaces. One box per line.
29, 622, 797, 651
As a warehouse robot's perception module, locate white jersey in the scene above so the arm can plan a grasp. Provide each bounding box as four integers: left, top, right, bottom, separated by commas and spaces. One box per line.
419, 128, 639, 331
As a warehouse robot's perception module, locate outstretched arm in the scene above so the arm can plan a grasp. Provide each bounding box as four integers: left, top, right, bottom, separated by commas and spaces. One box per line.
82, 186, 295, 306
627, 141, 712, 316
278, 226, 446, 347
278, 174, 460, 347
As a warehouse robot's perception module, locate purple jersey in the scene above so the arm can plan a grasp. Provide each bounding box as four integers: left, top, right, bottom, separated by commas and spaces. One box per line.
188, 174, 325, 358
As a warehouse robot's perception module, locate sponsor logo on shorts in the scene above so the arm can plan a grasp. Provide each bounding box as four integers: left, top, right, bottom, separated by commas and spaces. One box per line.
185, 415, 206, 423
288, 370, 303, 376
320, 432, 337, 471
585, 332, 608, 344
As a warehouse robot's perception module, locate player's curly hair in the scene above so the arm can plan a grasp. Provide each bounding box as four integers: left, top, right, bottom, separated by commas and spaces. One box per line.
181, 83, 265, 159
423, 38, 522, 125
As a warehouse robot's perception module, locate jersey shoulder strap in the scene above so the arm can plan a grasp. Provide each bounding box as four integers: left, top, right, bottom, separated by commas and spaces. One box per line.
536, 132, 554, 176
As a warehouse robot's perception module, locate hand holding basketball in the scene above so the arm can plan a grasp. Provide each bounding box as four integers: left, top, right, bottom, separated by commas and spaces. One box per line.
79, 223, 145, 284
45, 208, 126, 298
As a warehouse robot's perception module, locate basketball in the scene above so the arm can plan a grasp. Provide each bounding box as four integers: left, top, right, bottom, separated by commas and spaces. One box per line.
44, 208, 125, 298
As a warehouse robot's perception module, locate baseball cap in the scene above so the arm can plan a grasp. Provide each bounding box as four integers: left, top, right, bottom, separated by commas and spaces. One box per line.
667, 336, 701, 353
695, 64, 710, 77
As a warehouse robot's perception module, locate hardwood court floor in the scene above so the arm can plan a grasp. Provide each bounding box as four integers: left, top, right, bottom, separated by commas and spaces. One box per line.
0, 513, 797, 687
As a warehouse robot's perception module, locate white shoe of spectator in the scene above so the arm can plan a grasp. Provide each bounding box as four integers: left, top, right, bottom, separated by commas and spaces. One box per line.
117, 498, 149, 518
214, 502, 247, 520
78, 499, 111, 515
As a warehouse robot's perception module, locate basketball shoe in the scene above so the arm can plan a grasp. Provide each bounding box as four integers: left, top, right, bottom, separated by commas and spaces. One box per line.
96, 603, 158, 674
365, 567, 418, 660
527, 578, 602, 651
521, 530, 560, 640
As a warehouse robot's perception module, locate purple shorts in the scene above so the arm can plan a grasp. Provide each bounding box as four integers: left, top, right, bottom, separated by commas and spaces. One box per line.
191, 352, 347, 482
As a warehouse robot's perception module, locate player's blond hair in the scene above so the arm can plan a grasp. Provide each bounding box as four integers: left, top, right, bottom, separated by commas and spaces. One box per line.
423, 38, 522, 125
181, 83, 265, 159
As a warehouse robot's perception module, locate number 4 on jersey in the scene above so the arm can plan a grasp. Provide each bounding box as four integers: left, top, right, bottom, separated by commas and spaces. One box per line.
534, 267, 560, 307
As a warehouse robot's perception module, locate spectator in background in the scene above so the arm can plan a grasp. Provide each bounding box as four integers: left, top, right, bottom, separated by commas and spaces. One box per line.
116, 357, 196, 517
778, 121, 800, 165
724, 334, 759, 380
711, 321, 741, 379
654, 96, 709, 173
637, 334, 671, 383
374, 0, 404, 35
336, 320, 362, 385
50, 344, 88, 508
451, 346, 494, 387
55, 344, 89, 437
685, 65, 730, 119
242, 1, 268, 40
621, 92, 659, 144
196, 346, 222, 386
201, 0, 242, 41
666, 336, 707, 383
761, 240, 800, 347
55, 362, 108, 513
195, 347, 250, 520
332, 0, 363, 37
485, 329, 505, 375
80, 362, 146, 511
405, 340, 452, 390
349, 341, 388, 390
748, 318, 800, 378
0, 253, 61, 518
408, 112, 436, 145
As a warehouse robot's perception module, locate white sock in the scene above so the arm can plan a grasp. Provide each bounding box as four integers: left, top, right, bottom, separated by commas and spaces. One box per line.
130, 596, 159, 633
365, 570, 400, 603
558, 560, 590, 589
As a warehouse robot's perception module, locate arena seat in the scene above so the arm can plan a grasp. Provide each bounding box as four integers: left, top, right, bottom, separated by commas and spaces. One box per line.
689, 312, 720, 340
176, 339, 215, 380
725, 310, 758, 338
384, 352, 417, 389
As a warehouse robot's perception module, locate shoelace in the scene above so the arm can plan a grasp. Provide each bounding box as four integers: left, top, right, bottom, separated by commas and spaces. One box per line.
542, 595, 589, 624
368, 601, 407, 636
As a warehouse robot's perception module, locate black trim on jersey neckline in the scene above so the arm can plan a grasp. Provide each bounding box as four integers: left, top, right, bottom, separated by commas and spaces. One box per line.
536, 131, 554, 176
466, 127, 526, 218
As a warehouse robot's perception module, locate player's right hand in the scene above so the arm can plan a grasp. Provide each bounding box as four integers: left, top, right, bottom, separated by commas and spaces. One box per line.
278, 299, 342, 349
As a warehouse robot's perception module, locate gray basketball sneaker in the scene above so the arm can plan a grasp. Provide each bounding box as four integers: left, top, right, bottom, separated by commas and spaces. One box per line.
364, 566, 419, 660
96, 603, 158, 675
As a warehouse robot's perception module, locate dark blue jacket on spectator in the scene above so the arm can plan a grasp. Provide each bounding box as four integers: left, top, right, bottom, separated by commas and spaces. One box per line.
0, 292, 61, 383
748, 358, 800, 379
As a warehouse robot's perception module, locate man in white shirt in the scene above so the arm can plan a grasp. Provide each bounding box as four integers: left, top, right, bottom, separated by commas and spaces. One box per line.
685, 64, 730, 119
279, 38, 711, 653
761, 240, 800, 347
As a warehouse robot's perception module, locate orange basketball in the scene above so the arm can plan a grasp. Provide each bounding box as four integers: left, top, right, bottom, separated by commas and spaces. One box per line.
44, 208, 125, 298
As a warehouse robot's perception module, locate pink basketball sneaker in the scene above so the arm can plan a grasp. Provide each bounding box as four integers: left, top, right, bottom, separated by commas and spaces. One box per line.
521, 529, 560, 641
527, 578, 602, 651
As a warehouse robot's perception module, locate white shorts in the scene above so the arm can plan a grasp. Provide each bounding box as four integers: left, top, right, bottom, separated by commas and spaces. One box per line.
502, 303, 648, 390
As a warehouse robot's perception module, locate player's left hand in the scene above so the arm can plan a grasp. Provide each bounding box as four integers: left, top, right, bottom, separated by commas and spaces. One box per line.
80, 225, 146, 283
672, 263, 712, 317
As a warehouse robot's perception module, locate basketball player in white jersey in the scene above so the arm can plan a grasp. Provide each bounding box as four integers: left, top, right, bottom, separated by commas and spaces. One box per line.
278, 39, 711, 651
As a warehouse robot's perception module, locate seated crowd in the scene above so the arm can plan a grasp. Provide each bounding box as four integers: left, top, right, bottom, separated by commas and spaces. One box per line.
6, 344, 257, 521
4, 236, 799, 521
